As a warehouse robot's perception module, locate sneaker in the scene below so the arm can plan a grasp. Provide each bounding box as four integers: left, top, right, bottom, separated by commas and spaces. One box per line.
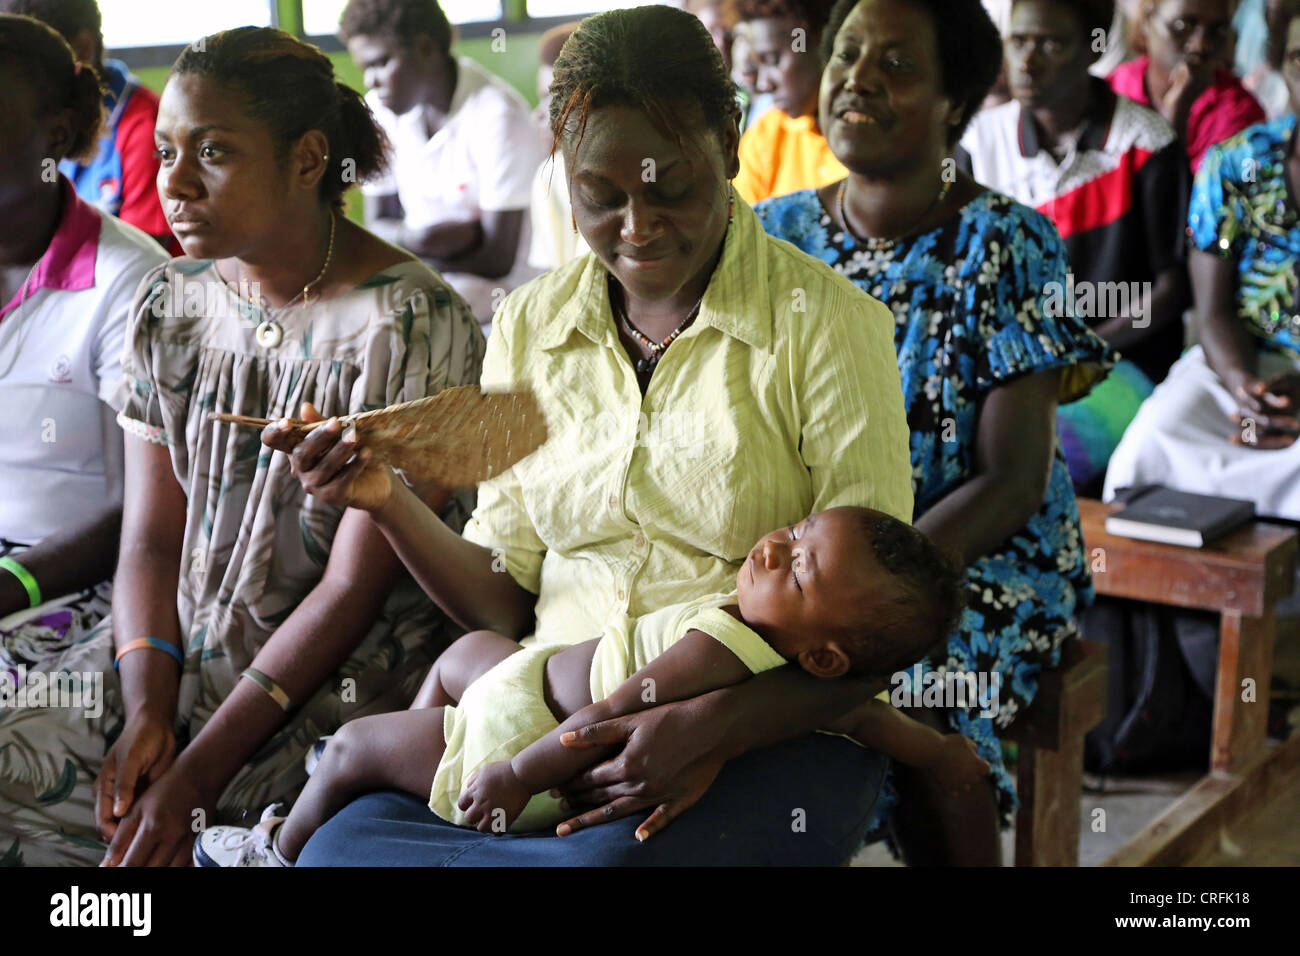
304, 735, 332, 776
193, 804, 293, 867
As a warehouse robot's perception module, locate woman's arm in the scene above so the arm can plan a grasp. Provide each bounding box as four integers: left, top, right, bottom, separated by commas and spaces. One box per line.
103, 499, 417, 865
0, 403, 125, 617
1192, 248, 1263, 400
94, 433, 187, 844
555, 663, 880, 830
112, 433, 187, 723
164, 504, 409, 801
371, 477, 536, 638
825, 697, 989, 791
913, 368, 1061, 564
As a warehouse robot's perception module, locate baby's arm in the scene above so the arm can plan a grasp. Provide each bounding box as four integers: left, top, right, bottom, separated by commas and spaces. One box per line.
456, 629, 753, 832
825, 699, 990, 793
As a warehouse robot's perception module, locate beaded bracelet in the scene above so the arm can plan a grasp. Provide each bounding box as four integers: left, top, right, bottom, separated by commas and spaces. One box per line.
0, 557, 41, 609
113, 637, 184, 671
241, 667, 292, 712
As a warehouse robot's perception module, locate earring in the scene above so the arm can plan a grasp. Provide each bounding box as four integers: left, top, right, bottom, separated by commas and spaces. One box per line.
571, 212, 577, 234
727, 187, 734, 223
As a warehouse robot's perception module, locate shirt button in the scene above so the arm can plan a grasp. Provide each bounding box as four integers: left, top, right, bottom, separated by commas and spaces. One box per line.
634, 533, 646, 548
609, 494, 619, 509
617, 589, 626, 601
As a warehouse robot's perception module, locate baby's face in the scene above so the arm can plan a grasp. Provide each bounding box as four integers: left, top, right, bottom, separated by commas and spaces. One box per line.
735, 508, 876, 657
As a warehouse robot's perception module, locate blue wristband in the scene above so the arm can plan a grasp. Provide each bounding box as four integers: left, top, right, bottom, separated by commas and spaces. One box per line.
113, 637, 185, 670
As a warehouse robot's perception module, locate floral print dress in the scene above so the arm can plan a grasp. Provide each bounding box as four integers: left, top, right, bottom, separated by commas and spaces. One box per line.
756, 189, 1113, 826
0, 257, 484, 865
1187, 113, 1300, 359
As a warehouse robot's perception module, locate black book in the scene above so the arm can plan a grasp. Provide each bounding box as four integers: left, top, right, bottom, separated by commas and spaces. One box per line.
1105, 485, 1256, 548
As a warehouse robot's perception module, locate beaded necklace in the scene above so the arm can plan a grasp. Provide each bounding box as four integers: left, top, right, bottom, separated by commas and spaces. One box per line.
608, 273, 705, 378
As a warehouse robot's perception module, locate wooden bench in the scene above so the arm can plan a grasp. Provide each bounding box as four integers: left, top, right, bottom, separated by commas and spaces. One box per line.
1076, 498, 1300, 865
1005, 639, 1107, 866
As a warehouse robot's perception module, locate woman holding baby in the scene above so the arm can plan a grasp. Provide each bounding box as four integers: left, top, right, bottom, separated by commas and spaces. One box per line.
276, 5, 919, 866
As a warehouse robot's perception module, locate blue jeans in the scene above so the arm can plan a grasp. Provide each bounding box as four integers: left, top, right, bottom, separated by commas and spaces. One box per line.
297, 734, 887, 866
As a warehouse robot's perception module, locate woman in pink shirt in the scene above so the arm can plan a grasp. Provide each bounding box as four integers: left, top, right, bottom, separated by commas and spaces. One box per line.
1110, 0, 1264, 170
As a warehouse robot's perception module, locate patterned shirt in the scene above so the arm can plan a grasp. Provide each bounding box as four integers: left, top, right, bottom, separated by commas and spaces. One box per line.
1188, 114, 1300, 360
755, 187, 1114, 822
1108, 56, 1265, 172
956, 80, 1190, 382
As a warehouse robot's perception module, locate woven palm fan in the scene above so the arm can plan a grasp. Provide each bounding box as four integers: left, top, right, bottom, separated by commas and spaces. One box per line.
208, 385, 547, 487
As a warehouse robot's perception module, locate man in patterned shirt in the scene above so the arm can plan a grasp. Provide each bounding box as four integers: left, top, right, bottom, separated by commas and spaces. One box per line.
957, 0, 1190, 388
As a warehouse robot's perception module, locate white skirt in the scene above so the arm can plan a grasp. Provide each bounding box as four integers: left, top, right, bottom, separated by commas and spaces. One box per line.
1103, 345, 1300, 520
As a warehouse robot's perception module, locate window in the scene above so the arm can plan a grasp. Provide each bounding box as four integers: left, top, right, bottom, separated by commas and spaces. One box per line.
303, 0, 503, 37
526, 0, 662, 16
99, 0, 275, 49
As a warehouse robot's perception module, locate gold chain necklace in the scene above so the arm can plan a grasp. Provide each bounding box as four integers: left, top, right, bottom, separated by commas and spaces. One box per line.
837, 177, 953, 250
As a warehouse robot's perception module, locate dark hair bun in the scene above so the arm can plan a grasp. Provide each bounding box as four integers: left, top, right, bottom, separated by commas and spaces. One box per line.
173, 26, 390, 207
0, 14, 105, 163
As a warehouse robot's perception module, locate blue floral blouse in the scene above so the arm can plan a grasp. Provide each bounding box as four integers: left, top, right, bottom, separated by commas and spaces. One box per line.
756, 188, 1114, 823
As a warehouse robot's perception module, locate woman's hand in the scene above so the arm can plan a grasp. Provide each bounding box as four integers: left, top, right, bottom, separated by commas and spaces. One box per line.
552, 694, 729, 842
260, 402, 397, 512
1159, 60, 1215, 133
922, 734, 991, 795
1230, 371, 1300, 449
100, 762, 215, 867
94, 709, 177, 843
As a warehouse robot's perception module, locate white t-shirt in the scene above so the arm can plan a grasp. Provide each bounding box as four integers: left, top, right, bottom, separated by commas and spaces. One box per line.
0, 183, 168, 545
364, 57, 546, 327
528, 152, 589, 271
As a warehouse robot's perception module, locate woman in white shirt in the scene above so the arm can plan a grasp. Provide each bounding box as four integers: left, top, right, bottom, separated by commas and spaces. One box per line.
0, 14, 167, 668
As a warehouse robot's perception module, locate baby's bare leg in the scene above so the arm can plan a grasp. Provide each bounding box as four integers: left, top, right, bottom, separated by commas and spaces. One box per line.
277, 708, 448, 860
411, 629, 524, 708
542, 639, 600, 720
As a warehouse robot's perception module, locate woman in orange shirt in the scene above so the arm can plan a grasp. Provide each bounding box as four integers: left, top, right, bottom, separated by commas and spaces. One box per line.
730, 0, 848, 203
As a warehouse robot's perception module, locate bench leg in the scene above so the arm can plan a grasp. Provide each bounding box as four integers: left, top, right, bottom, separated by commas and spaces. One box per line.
1014, 734, 1084, 866
1213, 611, 1276, 773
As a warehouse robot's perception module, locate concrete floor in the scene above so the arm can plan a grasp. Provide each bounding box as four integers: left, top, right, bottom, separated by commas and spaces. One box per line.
850, 615, 1300, 867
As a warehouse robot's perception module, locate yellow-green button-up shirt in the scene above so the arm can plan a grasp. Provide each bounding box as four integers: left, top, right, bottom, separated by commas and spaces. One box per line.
463, 200, 914, 648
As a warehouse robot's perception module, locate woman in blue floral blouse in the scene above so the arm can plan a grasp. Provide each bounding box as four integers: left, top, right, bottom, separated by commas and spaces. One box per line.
757, 0, 1113, 864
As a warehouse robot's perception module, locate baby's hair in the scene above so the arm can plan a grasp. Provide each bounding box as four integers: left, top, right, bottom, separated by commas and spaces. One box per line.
836, 509, 967, 677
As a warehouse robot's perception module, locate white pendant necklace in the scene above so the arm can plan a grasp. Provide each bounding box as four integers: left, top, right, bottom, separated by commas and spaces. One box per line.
225, 212, 337, 350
